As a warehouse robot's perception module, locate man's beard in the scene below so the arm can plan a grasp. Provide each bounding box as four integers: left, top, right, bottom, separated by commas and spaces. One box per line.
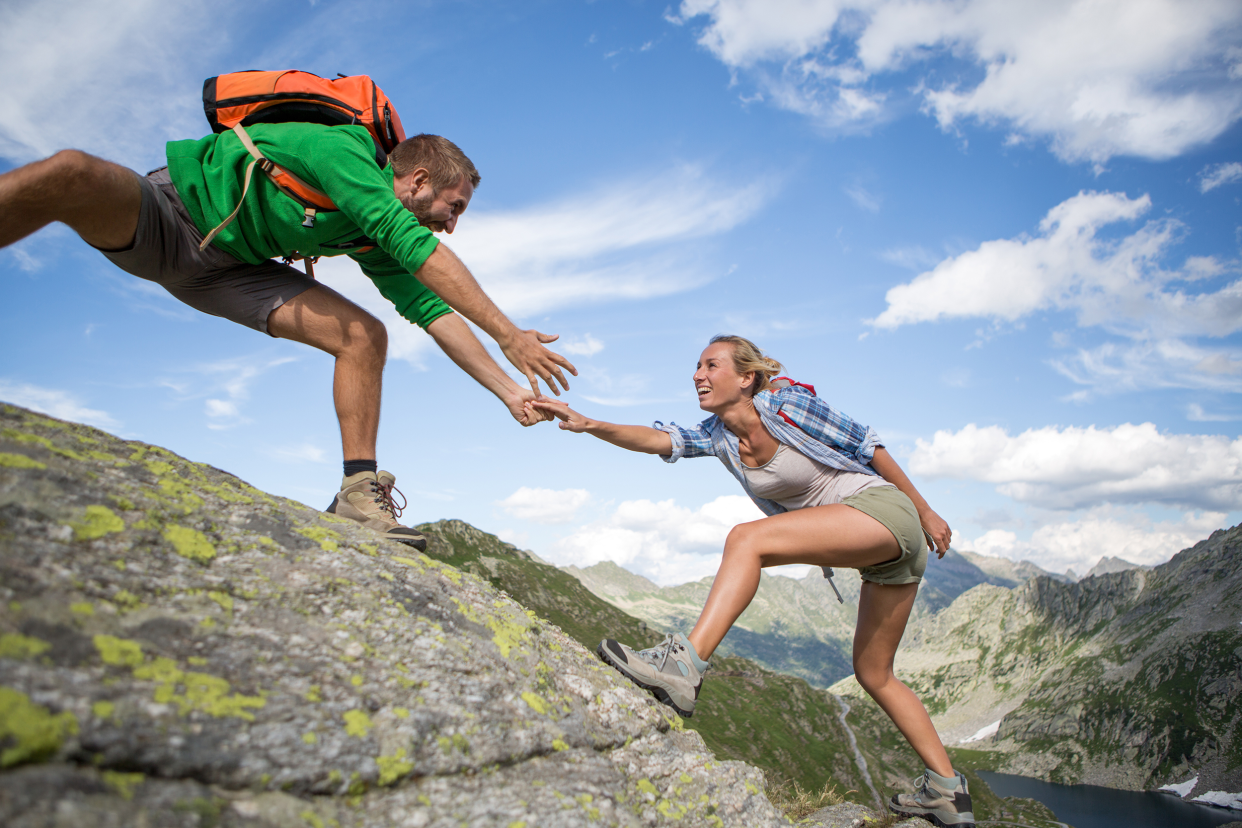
404, 190, 437, 228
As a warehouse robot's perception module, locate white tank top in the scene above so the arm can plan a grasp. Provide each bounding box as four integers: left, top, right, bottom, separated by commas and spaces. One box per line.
740, 443, 892, 511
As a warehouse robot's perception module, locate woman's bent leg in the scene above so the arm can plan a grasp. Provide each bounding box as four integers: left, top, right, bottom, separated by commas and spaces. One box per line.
853, 580, 952, 777
687, 504, 900, 660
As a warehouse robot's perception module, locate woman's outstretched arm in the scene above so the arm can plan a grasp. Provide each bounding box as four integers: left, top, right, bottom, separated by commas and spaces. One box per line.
870, 447, 952, 556
529, 398, 673, 455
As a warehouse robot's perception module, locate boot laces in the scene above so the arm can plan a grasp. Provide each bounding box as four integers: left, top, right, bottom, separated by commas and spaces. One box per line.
372, 479, 407, 519
638, 635, 683, 673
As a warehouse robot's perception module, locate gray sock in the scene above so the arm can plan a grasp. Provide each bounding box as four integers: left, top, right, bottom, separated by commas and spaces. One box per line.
926, 768, 961, 791
675, 633, 710, 673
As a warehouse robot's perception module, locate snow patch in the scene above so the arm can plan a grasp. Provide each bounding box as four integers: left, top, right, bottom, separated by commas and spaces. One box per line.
1158, 776, 1197, 797
959, 720, 1001, 744
1192, 791, 1242, 810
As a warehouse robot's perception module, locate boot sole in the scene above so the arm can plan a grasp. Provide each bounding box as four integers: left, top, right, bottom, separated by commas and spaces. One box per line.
887, 802, 974, 828
597, 643, 694, 718
325, 500, 427, 551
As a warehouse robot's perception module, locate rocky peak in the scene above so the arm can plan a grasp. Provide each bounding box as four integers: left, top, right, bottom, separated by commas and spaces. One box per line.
0, 403, 789, 826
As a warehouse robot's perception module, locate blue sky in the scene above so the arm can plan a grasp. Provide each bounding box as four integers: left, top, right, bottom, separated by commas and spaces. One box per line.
3, 0, 1241, 584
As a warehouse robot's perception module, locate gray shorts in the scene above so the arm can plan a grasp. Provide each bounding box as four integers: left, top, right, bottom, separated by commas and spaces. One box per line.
100, 168, 314, 335
844, 486, 929, 585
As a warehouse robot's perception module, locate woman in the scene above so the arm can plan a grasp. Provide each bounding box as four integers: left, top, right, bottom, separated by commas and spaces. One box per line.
530, 335, 974, 828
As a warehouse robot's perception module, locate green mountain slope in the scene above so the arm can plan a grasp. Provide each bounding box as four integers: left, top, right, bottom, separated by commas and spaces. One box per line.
832, 525, 1242, 797
565, 549, 1065, 689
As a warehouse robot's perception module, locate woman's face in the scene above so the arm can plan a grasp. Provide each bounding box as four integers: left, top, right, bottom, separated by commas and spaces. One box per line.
693, 342, 752, 412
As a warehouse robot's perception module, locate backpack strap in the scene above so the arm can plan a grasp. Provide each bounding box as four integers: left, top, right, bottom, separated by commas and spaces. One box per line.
199, 124, 339, 250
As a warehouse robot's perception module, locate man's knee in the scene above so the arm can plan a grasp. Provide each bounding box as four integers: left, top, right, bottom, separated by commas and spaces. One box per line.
350, 313, 388, 362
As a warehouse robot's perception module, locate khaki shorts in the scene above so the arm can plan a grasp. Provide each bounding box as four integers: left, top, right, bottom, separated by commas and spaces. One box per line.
843, 486, 928, 585
99, 168, 315, 335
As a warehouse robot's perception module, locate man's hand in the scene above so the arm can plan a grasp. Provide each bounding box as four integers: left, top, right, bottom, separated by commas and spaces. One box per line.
529, 398, 591, 432
919, 508, 952, 558
508, 389, 554, 427
497, 329, 578, 398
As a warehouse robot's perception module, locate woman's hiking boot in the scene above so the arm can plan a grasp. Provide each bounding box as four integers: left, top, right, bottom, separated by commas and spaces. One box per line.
326, 470, 427, 550
889, 770, 975, 827
597, 633, 705, 718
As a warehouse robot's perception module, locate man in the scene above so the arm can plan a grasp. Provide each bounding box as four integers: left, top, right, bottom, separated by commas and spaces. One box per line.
0, 122, 576, 550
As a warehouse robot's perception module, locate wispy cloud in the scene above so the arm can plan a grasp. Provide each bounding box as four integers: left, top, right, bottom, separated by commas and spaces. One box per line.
0, 380, 118, 429
0, 0, 222, 168
444, 164, 773, 317
560, 334, 606, 357
158, 355, 297, 430
1200, 161, 1242, 193
672, 0, 1242, 163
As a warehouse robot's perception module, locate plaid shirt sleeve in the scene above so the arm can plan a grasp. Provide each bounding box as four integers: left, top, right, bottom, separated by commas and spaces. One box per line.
652, 419, 717, 463
775, 388, 882, 465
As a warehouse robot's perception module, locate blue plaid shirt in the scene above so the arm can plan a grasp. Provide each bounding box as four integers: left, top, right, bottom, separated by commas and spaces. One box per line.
653, 385, 884, 517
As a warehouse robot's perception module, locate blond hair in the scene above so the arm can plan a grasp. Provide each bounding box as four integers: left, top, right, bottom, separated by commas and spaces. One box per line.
389, 134, 481, 191
709, 335, 783, 396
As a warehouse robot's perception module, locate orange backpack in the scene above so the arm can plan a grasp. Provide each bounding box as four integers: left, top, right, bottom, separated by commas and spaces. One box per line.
198, 70, 406, 259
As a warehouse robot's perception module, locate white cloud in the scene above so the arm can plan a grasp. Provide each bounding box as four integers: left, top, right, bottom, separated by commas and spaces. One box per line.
1200, 162, 1242, 193
0, 380, 119, 429
674, 0, 1242, 162
870, 190, 1242, 392
1187, 403, 1237, 423
844, 183, 882, 213
443, 165, 772, 317
552, 494, 765, 584
560, 335, 606, 357
910, 422, 1242, 512
160, 355, 296, 430
958, 509, 1226, 574
0, 0, 219, 168
498, 486, 592, 525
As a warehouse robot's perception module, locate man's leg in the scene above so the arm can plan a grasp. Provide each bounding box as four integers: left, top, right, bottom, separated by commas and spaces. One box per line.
266, 284, 425, 550
267, 283, 385, 461
0, 150, 141, 251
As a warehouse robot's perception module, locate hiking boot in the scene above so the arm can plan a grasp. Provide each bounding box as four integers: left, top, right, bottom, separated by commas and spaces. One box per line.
889, 770, 975, 827
597, 633, 705, 718
325, 470, 427, 551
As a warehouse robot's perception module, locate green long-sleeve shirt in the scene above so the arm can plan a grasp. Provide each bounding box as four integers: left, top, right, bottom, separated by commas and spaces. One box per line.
166, 123, 452, 328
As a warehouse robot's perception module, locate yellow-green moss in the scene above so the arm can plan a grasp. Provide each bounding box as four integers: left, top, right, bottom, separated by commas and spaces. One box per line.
207, 591, 233, 614
521, 692, 547, 715
70, 505, 125, 541
376, 749, 414, 785
112, 590, 146, 613
295, 526, 341, 553
302, 732, 318, 744
95, 635, 144, 667
637, 779, 658, 796
0, 687, 79, 768
343, 709, 373, 737
70, 602, 94, 616
92, 701, 116, 720
0, 633, 50, 659
393, 707, 410, 719
163, 525, 216, 563
552, 738, 569, 751
0, 452, 45, 469
133, 658, 266, 720
102, 770, 144, 800
350, 675, 363, 687
305, 685, 323, 702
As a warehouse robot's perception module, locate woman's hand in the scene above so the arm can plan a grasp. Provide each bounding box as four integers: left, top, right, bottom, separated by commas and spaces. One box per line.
529, 398, 592, 432
919, 508, 952, 558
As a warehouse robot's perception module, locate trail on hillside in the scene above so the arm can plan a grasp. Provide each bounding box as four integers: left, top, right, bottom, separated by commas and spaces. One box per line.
836, 694, 881, 807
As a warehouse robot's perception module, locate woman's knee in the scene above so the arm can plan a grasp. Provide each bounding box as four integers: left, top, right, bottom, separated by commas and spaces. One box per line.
722, 522, 762, 562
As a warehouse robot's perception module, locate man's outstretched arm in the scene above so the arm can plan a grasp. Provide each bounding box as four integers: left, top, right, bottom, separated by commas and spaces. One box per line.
415, 245, 577, 397
426, 313, 551, 427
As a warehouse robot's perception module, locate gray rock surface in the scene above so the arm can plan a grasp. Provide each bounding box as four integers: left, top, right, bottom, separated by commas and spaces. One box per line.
0, 403, 790, 827
796, 802, 923, 827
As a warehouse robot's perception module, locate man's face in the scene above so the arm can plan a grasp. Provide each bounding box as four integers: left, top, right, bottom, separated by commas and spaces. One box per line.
395, 170, 473, 234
